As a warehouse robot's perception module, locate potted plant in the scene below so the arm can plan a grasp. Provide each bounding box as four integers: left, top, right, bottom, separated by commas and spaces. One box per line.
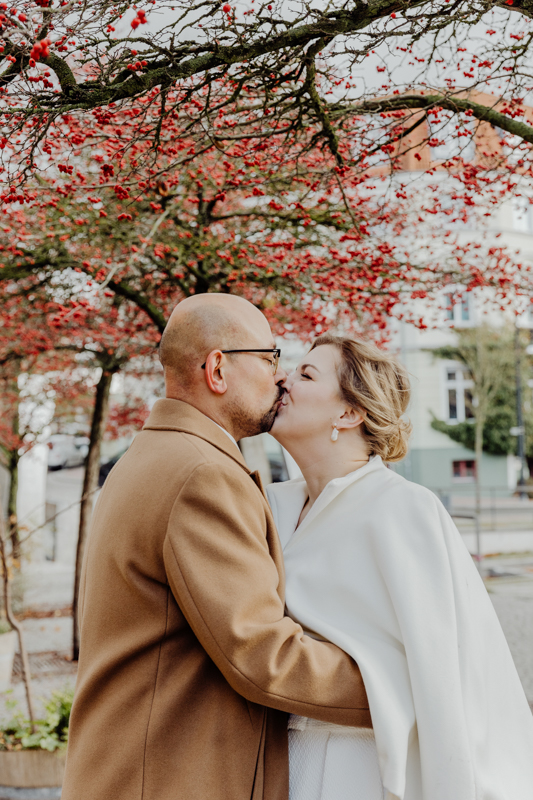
0, 617, 17, 692
0, 686, 73, 789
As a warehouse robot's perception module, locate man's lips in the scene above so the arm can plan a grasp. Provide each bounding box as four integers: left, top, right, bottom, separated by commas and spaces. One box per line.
276, 394, 288, 411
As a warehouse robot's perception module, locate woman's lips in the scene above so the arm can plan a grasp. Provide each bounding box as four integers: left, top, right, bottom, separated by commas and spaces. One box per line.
275, 396, 288, 414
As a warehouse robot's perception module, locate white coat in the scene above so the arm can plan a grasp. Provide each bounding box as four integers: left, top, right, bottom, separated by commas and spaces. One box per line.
267, 456, 533, 800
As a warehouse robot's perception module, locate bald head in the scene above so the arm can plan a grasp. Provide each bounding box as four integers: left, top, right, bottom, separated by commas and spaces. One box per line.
159, 294, 273, 387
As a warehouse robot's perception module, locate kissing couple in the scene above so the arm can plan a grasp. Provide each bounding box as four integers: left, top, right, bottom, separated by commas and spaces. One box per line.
62, 294, 533, 800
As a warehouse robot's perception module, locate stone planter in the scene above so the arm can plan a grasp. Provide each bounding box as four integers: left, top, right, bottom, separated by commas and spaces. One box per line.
0, 750, 66, 789
0, 631, 17, 693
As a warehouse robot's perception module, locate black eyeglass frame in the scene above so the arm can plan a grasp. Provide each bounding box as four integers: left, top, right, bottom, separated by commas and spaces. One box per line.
201, 348, 281, 373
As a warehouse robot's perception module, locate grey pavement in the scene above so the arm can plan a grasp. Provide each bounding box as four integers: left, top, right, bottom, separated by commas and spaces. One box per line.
483, 553, 533, 704
21, 466, 94, 613
44, 466, 85, 569
17, 618, 73, 655
0, 618, 76, 722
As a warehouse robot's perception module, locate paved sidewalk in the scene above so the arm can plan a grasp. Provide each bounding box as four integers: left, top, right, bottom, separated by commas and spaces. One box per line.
483, 553, 533, 705
0, 618, 76, 722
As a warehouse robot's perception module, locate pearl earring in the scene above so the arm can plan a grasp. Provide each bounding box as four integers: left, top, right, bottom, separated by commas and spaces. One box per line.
331, 425, 339, 442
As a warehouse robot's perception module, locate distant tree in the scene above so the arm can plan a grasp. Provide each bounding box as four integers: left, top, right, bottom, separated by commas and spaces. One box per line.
45, 297, 159, 660
0, 294, 80, 559
430, 324, 515, 512
432, 326, 533, 480
0, 284, 157, 657
431, 382, 517, 457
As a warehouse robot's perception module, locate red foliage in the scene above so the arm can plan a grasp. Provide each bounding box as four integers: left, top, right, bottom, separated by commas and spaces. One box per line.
0, 87, 530, 344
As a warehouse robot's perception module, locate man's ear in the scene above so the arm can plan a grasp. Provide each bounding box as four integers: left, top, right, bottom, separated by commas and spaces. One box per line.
336, 406, 365, 431
203, 350, 228, 395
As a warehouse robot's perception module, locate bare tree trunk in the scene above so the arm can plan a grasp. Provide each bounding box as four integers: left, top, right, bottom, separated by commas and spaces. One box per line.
7, 449, 20, 562
473, 332, 485, 520
8, 373, 21, 561
72, 368, 114, 661
0, 503, 35, 726
514, 325, 527, 497
474, 414, 484, 519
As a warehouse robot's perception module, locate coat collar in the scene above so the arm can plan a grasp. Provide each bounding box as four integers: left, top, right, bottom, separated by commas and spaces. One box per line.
143, 398, 250, 473
269, 456, 385, 548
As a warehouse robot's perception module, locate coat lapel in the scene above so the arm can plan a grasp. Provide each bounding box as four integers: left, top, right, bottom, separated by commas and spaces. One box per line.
250, 470, 265, 496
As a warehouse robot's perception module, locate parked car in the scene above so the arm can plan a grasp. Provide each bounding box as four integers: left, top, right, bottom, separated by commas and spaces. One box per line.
262, 435, 290, 483
98, 448, 129, 487
47, 435, 90, 471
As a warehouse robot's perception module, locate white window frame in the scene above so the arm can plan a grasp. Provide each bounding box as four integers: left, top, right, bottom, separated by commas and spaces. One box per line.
442, 362, 475, 424
442, 289, 474, 328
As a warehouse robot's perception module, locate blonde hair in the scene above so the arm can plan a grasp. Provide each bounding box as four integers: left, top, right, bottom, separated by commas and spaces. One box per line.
311, 334, 412, 463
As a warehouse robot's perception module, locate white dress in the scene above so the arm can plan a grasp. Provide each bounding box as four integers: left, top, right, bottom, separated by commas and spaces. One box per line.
267, 457, 533, 800
288, 714, 384, 800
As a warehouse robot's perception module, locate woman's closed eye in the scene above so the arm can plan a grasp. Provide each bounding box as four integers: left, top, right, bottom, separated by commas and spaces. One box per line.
300, 372, 312, 380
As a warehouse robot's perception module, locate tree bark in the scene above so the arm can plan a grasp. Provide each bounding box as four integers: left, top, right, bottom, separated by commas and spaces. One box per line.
72, 368, 114, 661
7, 448, 20, 562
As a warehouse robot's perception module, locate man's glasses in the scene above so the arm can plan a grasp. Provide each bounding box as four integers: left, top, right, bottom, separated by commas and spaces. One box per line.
201, 349, 281, 375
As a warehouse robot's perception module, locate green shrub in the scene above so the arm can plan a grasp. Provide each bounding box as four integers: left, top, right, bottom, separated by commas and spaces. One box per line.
0, 686, 74, 752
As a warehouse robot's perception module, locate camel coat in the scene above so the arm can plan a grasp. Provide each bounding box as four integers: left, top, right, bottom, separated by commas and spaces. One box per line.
61, 399, 370, 800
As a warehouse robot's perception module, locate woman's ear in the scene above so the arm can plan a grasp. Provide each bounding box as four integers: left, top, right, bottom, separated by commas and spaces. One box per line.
203, 350, 228, 395
336, 406, 365, 430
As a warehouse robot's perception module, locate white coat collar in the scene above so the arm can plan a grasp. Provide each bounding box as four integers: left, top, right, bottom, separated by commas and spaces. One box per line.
268, 455, 385, 549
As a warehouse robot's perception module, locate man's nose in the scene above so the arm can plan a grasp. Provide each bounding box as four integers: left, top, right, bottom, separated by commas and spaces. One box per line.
275, 365, 288, 384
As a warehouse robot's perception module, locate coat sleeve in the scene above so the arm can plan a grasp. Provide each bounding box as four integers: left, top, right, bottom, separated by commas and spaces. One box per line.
162, 461, 371, 726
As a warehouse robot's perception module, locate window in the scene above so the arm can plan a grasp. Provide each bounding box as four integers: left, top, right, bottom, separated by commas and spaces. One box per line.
444, 365, 475, 423
464, 389, 475, 419
452, 460, 477, 482
494, 126, 526, 166
443, 291, 473, 326
444, 294, 455, 321
448, 388, 457, 420
428, 116, 476, 164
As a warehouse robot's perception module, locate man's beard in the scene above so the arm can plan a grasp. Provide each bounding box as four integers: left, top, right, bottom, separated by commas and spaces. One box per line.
232, 388, 283, 439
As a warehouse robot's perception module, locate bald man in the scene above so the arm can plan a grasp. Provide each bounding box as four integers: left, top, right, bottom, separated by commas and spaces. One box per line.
62, 294, 370, 800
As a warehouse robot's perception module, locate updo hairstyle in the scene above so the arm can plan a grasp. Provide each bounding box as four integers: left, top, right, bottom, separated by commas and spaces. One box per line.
311, 334, 412, 463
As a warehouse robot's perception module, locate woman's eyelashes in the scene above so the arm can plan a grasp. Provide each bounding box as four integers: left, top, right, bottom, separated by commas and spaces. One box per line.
300, 372, 312, 380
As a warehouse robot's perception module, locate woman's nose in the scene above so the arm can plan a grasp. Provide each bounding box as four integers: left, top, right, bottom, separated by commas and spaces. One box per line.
281, 371, 296, 391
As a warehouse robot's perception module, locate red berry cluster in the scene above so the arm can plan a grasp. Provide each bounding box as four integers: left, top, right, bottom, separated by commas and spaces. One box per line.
30, 37, 50, 61
127, 59, 147, 72
131, 8, 147, 29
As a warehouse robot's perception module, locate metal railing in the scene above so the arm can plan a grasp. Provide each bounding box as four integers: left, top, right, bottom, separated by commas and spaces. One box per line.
432, 486, 533, 533
451, 512, 482, 568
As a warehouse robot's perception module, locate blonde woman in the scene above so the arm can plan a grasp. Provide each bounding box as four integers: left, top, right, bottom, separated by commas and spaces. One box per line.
268, 334, 533, 800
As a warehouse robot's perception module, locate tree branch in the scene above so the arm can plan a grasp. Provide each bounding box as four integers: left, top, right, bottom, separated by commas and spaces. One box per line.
332, 93, 533, 145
